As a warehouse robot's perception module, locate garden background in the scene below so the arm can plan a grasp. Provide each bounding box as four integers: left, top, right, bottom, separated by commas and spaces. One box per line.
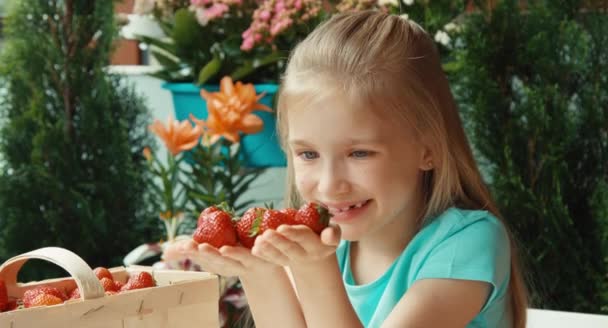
0, 0, 606, 323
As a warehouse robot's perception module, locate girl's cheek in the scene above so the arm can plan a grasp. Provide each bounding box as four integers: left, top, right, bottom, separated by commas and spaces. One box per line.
295, 174, 314, 195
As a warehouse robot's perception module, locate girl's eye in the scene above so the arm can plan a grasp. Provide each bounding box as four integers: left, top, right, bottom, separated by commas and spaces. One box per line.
298, 151, 319, 160
351, 150, 373, 158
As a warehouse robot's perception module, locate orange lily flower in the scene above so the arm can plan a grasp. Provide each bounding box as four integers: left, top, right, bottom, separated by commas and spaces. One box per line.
142, 147, 152, 161
195, 76, 272, 144
148, 116, 202, 156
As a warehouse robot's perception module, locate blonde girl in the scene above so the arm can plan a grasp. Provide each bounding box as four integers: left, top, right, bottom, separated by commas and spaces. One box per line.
167, 10, 528, 328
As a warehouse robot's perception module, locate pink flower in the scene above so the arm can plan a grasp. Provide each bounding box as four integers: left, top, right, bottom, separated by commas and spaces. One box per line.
241, 37, 255, 51
241, 0, 323, 51
259, 10, 271, 20
205, 3, 229, 20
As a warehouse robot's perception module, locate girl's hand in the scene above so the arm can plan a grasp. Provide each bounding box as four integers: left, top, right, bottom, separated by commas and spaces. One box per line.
162, 238, 279, 278
251, 224, 341, 267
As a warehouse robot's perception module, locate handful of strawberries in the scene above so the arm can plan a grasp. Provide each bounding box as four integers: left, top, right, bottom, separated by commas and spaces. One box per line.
0, 268, 156, 312
192, 202, 331, 248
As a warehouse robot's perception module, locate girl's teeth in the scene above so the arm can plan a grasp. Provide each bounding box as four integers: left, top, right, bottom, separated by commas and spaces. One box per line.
330, 201, 367, 213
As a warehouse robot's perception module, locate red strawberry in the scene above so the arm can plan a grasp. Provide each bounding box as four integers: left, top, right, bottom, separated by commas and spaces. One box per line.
69, 287, 80, 300
294, 202, 331, 234
114, 280, 125, 291
29, 294, 63, 307
193, 210, 238, 248
197, 206, 220, 227
235, 207, 265, 248
121, 271, 156, 291
93, 267, 113, 281
0, 280, 7, 311
100, 277, 118, 292
260, 209, 291, 233
279, 208, 298, 225
6, 299, 18, 311
23, 286, 67, 307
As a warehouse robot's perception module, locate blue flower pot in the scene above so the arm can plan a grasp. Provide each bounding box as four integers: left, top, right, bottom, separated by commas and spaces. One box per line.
162, 82, 286, 168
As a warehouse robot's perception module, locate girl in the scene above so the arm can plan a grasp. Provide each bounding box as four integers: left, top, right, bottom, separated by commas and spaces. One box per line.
166, 10, 528, 328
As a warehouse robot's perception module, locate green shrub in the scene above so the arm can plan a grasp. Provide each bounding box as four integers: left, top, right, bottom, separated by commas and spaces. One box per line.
453, 0, 608, 313
0, 0, 162, 280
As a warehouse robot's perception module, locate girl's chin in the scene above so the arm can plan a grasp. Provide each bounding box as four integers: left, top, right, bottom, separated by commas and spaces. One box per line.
336, 226, 366, 242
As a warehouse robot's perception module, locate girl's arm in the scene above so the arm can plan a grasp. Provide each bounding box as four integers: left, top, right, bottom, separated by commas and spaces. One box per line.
162, 239, 306, 328
252, 225, 491, 328
253, 225, 363, 328
239, 266, 306, 328
381, 279, 490, 328
289, 255, 363, 328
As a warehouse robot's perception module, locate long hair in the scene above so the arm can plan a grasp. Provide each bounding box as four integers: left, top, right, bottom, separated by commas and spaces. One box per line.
276, 10, 528, 327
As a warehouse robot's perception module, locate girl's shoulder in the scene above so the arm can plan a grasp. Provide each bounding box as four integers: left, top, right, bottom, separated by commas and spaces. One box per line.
410, 207, 512, 318
407, 207, 512, 286
420, 207, 508, 246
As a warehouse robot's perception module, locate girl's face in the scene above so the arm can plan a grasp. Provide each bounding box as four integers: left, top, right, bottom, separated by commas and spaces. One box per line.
287, 96, 432, 242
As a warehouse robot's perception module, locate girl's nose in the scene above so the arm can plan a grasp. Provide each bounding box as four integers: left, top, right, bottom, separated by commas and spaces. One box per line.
316, 160, 350, 197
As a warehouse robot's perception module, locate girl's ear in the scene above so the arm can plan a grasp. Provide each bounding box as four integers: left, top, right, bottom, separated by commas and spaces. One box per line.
419, 146, 434, 171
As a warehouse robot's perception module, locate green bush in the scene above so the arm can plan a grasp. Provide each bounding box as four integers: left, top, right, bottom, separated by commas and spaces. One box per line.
453, 0, 608, 313
0, 0, 161, 280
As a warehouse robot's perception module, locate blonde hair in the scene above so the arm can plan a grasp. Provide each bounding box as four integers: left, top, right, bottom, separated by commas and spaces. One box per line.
276, 10, 528, 327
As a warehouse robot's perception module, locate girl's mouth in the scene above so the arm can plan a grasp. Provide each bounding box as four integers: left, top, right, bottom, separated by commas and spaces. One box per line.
327, 199, 372, 223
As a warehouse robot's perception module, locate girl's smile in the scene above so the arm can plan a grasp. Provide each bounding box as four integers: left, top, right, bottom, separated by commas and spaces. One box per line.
324, 199, 373, 223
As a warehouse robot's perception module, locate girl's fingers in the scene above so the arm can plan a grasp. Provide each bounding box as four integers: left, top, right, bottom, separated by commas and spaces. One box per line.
278, 225, 337, 255
193, 243, 246, 276
260, 230, 308, 259
277, 225, 319, 246
251, 236, 290, 266
320, 224, 341, 246
178, 239, 199, 252
219, 245, 275, 268
161, 239, 198, 261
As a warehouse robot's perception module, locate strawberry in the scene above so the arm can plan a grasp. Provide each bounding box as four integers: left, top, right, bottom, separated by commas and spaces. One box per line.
6, 299, 18, 311
260, 209, 291, 234
29, 294, 63, 307
293, 202, 331, 234
68, 287, 80, 300
0, 280, 7, 311
100, 277, 118, 292
121, 271, 155, 291
235, 207, 265, 248
23, 286, 67, 307
93, 267, 113, 281
193, 210, 238, 248
279, 208, 298, 225
197, 206, 220, 227
114, 280, 125, 291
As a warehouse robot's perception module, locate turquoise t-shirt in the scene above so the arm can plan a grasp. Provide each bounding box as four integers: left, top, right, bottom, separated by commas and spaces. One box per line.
336, 207, 512, 328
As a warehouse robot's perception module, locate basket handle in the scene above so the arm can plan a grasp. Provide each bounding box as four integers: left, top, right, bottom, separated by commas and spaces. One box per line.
0, 247, 105, 300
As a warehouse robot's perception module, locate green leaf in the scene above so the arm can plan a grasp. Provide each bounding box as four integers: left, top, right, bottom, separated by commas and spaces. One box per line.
197, 56, 222, 85
158, 21, 174, 37
230, 61, 254, 81
172, 9, 204, 51
150, 49, 181, 70
137, 35, 176, 55
231, 51, 286, 80
188, 191, 219, 203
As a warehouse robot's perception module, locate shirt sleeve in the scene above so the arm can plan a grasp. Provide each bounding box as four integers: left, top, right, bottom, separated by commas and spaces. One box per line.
414, 216, 511, 311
